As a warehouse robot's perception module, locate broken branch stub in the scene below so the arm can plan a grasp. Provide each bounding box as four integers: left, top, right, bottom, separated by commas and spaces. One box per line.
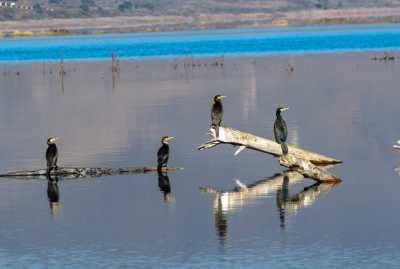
279, 155, 341, 183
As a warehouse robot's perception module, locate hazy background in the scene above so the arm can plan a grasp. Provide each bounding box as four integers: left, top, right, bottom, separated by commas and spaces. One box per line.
1, 0, 400, 20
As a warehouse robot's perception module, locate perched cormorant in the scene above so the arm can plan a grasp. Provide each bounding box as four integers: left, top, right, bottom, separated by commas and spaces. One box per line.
46, 137, 59, 174
157, 136, 174, 171
274, 107, 289, 155
211, 94, 226, 138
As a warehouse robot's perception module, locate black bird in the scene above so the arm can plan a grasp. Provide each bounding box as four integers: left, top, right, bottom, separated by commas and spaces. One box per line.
157, 136, 174, 171
274, 107, 289, 155
46, 137, 59, 174
211, 94, 226, 138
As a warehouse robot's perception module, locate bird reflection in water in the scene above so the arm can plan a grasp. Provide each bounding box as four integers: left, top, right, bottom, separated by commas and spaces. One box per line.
201, 171, 339, 237
214, 195, 228, 244
46, 173, 60, 215
276, 173, 290, 229
157, 171, 172, 203
276, 176, 338, 229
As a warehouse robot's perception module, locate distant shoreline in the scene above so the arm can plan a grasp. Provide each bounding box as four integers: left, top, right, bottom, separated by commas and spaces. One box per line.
1, 7, 400, 37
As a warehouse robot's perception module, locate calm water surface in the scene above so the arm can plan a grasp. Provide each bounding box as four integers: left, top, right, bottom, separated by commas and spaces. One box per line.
0, 53, 399, 268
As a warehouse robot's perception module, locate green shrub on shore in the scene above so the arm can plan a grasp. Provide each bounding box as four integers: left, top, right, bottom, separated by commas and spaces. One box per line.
118, 1, 133, 12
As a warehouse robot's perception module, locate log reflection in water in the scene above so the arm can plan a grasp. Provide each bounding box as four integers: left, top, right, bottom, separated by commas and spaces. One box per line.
200, 171, 305, 214
201, 171, 339, 238
394, 164, 400, 175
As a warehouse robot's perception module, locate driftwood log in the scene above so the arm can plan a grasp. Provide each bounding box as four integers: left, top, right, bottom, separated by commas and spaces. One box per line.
198, 126, 341, 182
0, 166, 182, 180
279, 154, 340, 183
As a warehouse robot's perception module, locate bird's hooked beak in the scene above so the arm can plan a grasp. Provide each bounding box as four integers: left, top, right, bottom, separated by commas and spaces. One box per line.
48, 137, 59, 144
166, 136, 175, 141
281, 107, 289, 112
219, 95, 227, 100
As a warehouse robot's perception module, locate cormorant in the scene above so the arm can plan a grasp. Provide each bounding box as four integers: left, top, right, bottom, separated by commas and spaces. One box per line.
46, 136, 58, 174
157, 136, 174, 171
274, 107, 289, 155
211, 94, 226, 138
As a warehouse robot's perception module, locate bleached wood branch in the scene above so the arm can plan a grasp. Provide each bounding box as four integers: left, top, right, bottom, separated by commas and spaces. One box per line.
198, 126, 341, 182
198, 126, 341, 165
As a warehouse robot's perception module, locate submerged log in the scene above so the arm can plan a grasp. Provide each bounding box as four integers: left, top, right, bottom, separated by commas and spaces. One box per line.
0, 166, 182, 180
198, 126, 341, 182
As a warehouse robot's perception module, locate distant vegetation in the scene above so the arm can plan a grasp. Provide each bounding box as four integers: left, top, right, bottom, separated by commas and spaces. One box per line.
1, 0, 400, 20
118, 1, 133, 12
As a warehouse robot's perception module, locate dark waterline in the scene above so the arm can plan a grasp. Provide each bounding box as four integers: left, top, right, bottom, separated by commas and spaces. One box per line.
1, 23, 400, 62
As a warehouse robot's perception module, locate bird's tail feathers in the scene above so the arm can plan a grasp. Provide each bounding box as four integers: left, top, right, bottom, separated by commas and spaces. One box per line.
211, 124, 219, 138
281, 142, 288, 155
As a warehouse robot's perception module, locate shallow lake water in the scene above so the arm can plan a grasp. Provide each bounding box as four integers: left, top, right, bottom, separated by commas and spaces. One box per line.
0, 52, 400, 268
1, 23, 400, 61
